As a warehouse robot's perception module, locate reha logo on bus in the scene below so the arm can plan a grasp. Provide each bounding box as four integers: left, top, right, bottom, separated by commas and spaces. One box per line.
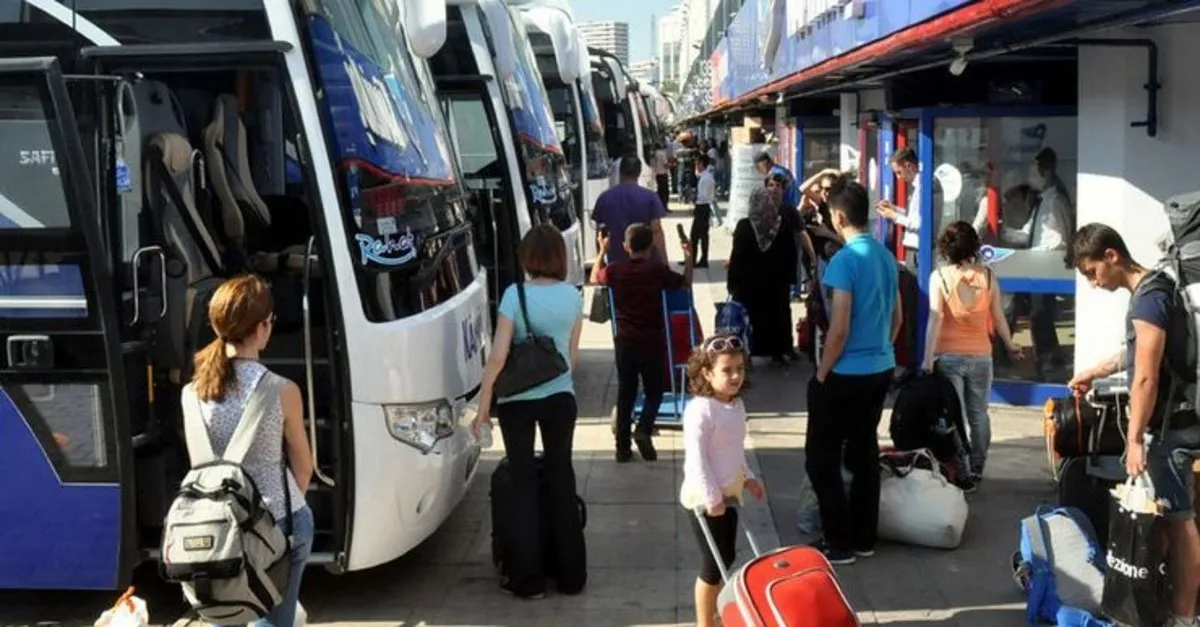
355, 230, 418, 266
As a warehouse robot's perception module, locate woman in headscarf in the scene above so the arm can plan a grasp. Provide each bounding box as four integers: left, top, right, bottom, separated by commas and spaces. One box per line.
727, 181, 799, 366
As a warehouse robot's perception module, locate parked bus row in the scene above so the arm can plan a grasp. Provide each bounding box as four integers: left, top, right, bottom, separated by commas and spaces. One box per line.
0, 0, 666, 592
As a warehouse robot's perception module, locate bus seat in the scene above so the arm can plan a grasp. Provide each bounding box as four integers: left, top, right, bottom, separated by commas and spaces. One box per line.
144, 133, 223, 378
202, 94, 307, 274
133, 80, 188, 141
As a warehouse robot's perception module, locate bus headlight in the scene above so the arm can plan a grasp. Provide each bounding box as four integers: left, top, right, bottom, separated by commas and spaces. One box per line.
384, 401, 456, 453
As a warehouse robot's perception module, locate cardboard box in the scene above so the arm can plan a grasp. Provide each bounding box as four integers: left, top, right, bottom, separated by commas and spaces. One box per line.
730, 126, 766, 145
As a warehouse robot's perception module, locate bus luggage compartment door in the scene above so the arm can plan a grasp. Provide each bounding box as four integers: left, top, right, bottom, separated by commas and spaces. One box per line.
0, 57, 135, 590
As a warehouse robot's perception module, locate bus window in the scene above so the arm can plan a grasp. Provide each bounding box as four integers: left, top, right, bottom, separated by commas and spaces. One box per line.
545, 84, 581, 188
0, 85, 88, 321
579, 80, 610, 180
302, 0, 477, 322
500, 11, 576, 232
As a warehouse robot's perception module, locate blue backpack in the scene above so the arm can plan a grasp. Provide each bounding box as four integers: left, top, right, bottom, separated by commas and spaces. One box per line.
1012, 506, 1111, 626
714, 298, 750, 350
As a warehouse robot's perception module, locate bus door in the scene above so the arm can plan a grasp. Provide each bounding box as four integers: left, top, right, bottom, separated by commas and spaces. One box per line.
0, 57, 135, 590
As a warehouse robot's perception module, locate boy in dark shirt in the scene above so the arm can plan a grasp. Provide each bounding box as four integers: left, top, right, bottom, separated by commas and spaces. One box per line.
591, 223, 693, 462
1067, 223, 1200, 626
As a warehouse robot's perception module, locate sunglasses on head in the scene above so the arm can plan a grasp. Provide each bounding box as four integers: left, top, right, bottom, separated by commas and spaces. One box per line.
703, 335, 744, 353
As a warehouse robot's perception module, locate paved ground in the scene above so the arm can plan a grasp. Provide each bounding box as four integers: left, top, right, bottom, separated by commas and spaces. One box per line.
0, 206, 1056, 626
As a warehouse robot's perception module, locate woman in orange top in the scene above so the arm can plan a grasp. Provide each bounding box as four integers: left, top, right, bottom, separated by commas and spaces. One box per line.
923, 221, 1022, 485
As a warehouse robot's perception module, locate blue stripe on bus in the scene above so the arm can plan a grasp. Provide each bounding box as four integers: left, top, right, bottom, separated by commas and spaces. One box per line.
0, 388, 120, 590
0, 264, 88, 319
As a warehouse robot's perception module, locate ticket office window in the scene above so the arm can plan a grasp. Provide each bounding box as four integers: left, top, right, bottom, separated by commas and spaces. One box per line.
859, 116, 881, 231
800, 125, 839, 179
928, 114, 1078, 385
930, 116, 1077, 281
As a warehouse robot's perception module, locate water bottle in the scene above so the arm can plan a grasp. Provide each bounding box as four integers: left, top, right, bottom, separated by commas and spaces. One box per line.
475, 421, 494, 450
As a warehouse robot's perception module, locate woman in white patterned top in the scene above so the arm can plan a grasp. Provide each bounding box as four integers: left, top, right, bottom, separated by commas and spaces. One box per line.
185, 275, 313, 627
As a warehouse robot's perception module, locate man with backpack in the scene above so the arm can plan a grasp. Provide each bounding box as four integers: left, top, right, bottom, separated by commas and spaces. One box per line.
1067, 223, 1200, 627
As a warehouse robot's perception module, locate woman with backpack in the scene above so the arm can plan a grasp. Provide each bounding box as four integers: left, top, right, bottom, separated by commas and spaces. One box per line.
472, 224, 587, 599
183, 274, 313, 626
922, 221, 1022, 489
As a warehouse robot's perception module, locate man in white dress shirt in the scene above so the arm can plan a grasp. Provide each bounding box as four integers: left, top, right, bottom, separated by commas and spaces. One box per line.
688, 154, 717, 268
1002, 147, 1073, 377
876, 146, 922, 377
877, 146, 922, 271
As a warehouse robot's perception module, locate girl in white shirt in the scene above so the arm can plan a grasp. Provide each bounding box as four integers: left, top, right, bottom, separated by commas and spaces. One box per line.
680, 334, 765, 627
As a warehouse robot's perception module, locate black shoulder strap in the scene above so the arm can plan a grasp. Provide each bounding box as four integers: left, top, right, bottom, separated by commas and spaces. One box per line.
515, 279, 535, 339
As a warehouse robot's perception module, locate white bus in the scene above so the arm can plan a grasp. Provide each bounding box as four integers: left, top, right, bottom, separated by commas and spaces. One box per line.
589, 47, 656, 191
510, 0, 611, 266
430, 0, 585, 293
0, 0, 487, 590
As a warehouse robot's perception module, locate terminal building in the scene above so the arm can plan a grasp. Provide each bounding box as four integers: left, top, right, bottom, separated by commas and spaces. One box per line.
679, 0, 1200, 406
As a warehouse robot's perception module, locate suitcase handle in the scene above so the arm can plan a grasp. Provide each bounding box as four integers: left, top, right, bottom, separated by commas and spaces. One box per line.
692, 506, 763, 627
691, 505, 763, 585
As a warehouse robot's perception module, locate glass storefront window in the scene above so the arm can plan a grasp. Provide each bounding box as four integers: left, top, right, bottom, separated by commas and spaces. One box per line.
862, 120, 881, 231
930, 116, 1077, 280
993, 292, 1076, 384
800, 127, 839, 179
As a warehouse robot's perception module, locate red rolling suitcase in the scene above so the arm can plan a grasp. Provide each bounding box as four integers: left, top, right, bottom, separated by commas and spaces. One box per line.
694, 509, 859, 627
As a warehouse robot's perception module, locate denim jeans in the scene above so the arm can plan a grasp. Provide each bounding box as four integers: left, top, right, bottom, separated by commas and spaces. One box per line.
937, 354, 993, 475
1147, 423, 1200, 522
252, 505, 314, 627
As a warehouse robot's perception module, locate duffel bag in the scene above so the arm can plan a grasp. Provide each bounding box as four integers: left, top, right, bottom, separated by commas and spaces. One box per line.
878, 449, 968, 549
1043, 396, 1124, 475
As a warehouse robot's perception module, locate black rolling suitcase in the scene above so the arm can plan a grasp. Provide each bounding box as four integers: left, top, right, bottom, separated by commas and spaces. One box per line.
1051, 379, 1129, 547
490, 454, 587, 585
1057, 455, 1124, 547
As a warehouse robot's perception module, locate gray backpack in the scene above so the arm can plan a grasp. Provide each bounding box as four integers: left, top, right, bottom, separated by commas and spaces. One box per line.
162, 372, 292, 623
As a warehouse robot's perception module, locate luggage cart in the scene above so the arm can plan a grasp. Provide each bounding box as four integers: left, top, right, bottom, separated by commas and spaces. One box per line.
608, 287, 702, 429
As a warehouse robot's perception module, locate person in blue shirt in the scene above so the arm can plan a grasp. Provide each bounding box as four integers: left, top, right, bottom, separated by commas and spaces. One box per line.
473, 224, 587, 599
804, 176, 902, 565
754, 152, 800, 211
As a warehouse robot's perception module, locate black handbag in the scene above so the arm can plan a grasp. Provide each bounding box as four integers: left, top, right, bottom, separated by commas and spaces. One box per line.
494, 281, 570, 398
588, 285, 611, 324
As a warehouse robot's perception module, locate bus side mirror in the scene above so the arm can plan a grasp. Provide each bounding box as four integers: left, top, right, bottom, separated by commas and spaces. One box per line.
404, 0, 446, 58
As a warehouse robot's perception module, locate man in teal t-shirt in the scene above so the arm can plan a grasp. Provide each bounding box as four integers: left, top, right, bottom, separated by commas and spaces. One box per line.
803, 177, 901, 566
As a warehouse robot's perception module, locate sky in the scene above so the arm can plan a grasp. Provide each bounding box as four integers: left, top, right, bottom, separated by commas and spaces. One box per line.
572, 0, 678, 63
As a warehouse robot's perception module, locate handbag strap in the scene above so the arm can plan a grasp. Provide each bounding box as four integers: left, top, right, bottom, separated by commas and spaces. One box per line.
515, 280, 536, 340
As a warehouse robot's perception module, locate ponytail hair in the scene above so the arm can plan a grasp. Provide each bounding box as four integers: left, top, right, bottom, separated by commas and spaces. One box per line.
192, 275, 274, 401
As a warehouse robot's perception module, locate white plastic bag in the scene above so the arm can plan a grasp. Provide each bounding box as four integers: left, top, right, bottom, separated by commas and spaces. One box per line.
94, 587, 149, 627
877, 449, 968, 548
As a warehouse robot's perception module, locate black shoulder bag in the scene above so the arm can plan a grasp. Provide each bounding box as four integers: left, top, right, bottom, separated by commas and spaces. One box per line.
494, 281, 570, 398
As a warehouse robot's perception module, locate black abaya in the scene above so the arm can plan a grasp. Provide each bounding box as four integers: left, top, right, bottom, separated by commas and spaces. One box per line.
727, 216, 797, 358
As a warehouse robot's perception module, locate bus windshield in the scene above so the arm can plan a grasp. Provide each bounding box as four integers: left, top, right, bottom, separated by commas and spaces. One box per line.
545, 84, 581, 189
302, 0, 476, 322
497, 11, 575, 231
578, 79, 610, 180
630, 90, 655, 151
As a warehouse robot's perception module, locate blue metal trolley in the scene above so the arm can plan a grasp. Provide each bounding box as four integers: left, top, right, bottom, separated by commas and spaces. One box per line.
608, 287, 701, 429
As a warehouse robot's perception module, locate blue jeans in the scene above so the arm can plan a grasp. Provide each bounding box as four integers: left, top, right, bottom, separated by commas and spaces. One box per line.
937, 354, 993, 475
253, 506, 314, 627
1148, 423, 1200, 522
